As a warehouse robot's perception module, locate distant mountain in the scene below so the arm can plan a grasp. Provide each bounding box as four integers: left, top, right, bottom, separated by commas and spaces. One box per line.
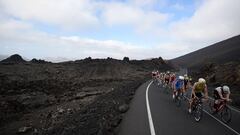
171, 35, 240, 69
0, 55, 8, 61
1, 54, 26, 63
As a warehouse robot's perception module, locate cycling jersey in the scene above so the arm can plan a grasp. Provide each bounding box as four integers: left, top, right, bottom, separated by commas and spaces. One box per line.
175, 79, 184, 90
165, 74, 170, 79
214, 87, 231, 99
194, 82, 205, 93
170, 76, 176, 82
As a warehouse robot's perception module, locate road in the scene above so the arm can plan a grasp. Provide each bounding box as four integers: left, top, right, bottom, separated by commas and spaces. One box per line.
117, 80, 240, 135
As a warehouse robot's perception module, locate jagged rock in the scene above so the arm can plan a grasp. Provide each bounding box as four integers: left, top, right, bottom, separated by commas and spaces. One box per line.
123, 57, 129, 62
75, 93, 87, 99
118, 104, 129, 113
58, 108, 64, 114
111, 116, 122, 127
18, 126, 32, 133
31, 58, 50, 64
67, 108, 73, 114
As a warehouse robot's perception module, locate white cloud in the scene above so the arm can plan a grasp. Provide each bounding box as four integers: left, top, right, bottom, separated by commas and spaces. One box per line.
130, 0, 157, 7
0, 19, 156, 61
170, 0, 240, 50
0, 0, 240, 61
101, 2, 169, 34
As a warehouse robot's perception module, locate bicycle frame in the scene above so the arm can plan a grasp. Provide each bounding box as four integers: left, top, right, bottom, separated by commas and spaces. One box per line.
215, 100, 227, 112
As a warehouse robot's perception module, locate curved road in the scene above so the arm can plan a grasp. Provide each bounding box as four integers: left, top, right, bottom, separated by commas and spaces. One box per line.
117, 80, 240, 135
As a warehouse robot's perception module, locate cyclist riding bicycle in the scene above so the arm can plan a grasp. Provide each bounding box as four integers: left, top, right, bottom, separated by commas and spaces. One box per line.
152, 70, 157, 79
188, 78, 208, 113
170, 73, 176, 90
183, 74, 189, 93
164, 71, 171, 85
213, 85, 231, 112
173, 76, 184, 99
170, 73, 176, 84
156, 71, 160, 85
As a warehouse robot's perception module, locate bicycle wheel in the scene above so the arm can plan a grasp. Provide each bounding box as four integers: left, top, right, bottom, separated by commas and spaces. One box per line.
221, 106, 232, 123
208, 101, 215, 114
176, 94, 181, 107
194, 104, 203, 122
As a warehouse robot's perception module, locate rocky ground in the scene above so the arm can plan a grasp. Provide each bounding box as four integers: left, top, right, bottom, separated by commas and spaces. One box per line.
0, 54, 171, 135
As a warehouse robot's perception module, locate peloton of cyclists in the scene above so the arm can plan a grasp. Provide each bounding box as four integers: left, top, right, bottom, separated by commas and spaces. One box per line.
157, 71, 233, 120
188, 78, 209, 113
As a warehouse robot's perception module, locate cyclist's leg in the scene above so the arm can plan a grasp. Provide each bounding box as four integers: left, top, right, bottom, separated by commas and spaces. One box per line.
173, 89, 177, 99
189, 93, 194, 113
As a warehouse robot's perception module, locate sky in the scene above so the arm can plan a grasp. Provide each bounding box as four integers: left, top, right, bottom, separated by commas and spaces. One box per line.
0, 0, 240, 62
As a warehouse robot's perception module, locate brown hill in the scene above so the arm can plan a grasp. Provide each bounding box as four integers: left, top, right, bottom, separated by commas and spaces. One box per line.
171, 35, 240, 69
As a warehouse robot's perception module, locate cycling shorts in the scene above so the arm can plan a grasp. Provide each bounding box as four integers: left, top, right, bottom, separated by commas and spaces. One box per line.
192, 92, 202, 98
176, 88, 182, 91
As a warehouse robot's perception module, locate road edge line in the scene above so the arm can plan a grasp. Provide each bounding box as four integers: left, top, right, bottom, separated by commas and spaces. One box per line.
203, 110, 240, 135
184, 96, 240, 135
146, 81, 156, 135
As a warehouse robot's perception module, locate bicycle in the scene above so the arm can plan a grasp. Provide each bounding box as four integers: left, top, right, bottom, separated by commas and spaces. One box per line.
209, 99, 232, 123
191, 97, 204, 122
173, 90, 183, 107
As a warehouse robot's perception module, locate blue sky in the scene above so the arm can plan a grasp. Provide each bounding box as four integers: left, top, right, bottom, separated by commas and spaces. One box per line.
0, 0, 240, 62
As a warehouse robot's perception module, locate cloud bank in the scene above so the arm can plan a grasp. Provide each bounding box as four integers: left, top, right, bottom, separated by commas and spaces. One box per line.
0, 0, 239, 61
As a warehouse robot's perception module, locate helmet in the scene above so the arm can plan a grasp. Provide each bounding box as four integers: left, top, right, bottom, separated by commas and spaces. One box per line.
198, 78, 206, 84
167, 71, 170, 74
222, 85, 230, 94
179, 76, 184, 80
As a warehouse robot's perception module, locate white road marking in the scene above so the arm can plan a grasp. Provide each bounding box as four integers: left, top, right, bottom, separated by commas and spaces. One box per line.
184, 96, 240, 135
146, 81, 156, 135
203, 110, 240, 135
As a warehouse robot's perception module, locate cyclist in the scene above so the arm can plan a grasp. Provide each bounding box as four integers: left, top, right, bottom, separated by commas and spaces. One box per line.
213, 85, 231, 112
170, 73, 176, 84
156, 70, 160, 85
188, 78, 208, 113
159, 73, 164, 84
170, 73, 176, 90
164, 71, 171, 85
183, 74, 188, 90
152, 70, 157, 80
173, 76, 184, 99
184, 76, 193, 99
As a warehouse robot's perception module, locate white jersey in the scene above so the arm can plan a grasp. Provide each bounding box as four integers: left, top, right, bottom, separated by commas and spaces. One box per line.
215, 87, 230, 94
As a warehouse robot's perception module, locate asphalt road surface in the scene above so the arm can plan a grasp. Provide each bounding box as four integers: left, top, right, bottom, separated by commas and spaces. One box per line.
117, 80, 240, 135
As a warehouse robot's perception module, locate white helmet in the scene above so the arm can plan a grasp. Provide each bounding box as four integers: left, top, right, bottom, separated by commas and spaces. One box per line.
179, 76, 184, 80
222, 85, 230, 94
198, 78, 206, 84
